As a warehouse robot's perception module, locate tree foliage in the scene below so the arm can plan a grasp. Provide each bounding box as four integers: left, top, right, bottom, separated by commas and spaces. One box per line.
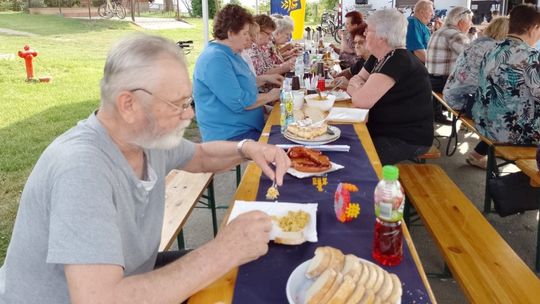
191, 0, 217, 18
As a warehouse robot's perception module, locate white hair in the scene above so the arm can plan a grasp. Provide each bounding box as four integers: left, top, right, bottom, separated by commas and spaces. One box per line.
445, 6, 473, 26
271, 14, 294, 34
414, 0, 433, 13
366, 9, 407, 49
100, 33, 187, 109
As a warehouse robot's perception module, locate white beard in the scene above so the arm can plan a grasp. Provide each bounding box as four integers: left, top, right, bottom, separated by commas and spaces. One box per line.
131, 113, 191, 150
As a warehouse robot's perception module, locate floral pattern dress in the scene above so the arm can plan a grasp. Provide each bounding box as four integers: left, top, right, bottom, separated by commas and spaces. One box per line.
249, 43, 274, 76
472, 38, 540, 144
443, 36, 499, 111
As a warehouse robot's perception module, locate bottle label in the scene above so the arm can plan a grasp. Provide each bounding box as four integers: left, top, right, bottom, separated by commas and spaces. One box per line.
378, 202, 393, 221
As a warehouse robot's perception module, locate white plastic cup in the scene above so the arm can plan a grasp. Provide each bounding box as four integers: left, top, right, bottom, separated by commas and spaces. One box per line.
292, 91, 305, 110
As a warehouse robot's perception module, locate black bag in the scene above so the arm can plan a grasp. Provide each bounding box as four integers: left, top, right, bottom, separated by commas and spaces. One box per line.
488, 172, 539, 217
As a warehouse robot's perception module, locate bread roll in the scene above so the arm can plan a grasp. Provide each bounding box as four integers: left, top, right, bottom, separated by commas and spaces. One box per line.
359, 289, 375, 304
327, 274, 356, 304
318, 272, 343, 304
344, 283, 366, 304
363, 264, 378, 290
274, 231, 305, 245
306, 247, 331, 279
306, 268, 337, 304
341, 254, 359, 276
386, 274, 402, 304
328, 247, 345, 273
376, 271, 393, 301
371, 266, 385, 294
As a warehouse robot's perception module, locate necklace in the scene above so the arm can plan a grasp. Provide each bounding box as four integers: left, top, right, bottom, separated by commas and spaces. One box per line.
507, 34, 524, 42
373, 49, 396, 73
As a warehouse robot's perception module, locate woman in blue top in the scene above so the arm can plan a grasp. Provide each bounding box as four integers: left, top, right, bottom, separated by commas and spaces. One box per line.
193, 4, 281, 142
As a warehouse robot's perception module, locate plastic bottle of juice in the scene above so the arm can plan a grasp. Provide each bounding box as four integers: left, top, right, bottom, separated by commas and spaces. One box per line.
372, 165, 405, 266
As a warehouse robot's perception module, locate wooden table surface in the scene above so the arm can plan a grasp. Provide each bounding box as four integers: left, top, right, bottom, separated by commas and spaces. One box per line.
516, 159, 540, 187
188, 101, 436, 303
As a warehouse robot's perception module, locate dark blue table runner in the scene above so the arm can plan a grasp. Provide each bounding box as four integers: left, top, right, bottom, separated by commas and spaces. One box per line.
232, 125, 431, 303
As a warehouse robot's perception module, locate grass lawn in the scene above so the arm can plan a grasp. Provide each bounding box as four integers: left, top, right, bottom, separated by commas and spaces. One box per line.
0, 12, 208, 263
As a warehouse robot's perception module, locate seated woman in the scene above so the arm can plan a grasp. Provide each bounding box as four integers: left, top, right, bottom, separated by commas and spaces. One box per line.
472, 4, 540, 145
443, 17, 509, 169
250, 14, 294, 77
270, 14, 300, 63
330, 11, 364, 69
331, 25, 369, 89
193, 4, 281, 142
346, 9, 434, 165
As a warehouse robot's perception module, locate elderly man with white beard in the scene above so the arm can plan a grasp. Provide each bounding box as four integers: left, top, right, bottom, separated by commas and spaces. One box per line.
0, 34, 290, 304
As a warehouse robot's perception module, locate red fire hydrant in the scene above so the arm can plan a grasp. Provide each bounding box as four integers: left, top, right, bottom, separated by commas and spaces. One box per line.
18, 45, 38, 81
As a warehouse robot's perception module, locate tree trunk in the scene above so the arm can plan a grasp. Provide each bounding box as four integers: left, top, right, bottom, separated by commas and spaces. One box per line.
164, 0, 173, 12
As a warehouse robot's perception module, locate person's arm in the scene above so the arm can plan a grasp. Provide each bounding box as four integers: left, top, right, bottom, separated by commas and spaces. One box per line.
256, 74, 284, 87
245, 88, 280, 110
347, 70, 395, 109
413, 49, 427, 63
183, 139, 290, 186
65, 210, 272, 304
265, 58, 294, 75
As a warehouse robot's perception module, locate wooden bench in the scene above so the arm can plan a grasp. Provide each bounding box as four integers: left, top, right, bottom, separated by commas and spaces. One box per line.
159, 170, 214, 251
413, 145, 441, 164
397, 163, 540, 302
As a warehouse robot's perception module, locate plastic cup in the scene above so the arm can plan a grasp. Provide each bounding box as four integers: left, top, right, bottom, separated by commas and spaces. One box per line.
292, 91, 305, 110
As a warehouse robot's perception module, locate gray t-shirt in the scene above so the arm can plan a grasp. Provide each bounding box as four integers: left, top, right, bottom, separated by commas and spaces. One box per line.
0, 113, 196, 303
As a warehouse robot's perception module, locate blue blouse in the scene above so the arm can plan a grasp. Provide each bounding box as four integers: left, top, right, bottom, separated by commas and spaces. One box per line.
193, 42, 261, 142
472, 38, 540, 144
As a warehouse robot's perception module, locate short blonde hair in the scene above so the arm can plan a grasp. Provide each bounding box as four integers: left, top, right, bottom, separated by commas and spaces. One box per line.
483, 16, 509, 40
414, 0, 433, 14
249, 22, 260, 40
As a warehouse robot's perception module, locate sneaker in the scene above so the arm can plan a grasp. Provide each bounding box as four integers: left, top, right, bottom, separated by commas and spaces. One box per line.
434, 115, 452, 125
466, 153, 487, 170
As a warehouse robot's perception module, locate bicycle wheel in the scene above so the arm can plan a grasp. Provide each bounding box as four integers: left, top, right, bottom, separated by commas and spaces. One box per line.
98, 4, 113, 19
115, 4, 126, 19
332, 26, 341, 44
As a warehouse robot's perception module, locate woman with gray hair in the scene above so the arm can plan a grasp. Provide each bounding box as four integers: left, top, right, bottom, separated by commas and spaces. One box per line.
270, 14, 299, 63
346, 9, 434, 165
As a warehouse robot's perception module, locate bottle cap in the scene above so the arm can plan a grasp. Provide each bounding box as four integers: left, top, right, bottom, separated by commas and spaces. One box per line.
382, 165, 399, 181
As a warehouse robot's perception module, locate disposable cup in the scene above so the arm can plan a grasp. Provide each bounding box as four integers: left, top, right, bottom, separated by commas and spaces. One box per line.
292, 91, 305, 110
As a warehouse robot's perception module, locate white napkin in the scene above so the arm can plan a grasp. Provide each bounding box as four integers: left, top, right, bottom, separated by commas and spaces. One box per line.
227, 201, 318, 242
288, 161, 344, 178
276, 144, 350, 152
326, 107, 369, 123
330, 90, 351, 101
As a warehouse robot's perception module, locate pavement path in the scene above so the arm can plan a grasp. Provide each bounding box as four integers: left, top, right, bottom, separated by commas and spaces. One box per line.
0, 28, 37, 36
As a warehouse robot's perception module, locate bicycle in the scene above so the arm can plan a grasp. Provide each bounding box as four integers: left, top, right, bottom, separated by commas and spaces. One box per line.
98, 0, 126, 19
176, 40, 193, 55
320, 10, 341, 44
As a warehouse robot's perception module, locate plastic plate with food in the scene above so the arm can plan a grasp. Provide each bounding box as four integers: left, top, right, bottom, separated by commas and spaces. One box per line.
286, 247, 402, 304
227, 201, 318, 244
284, 125, 341, 145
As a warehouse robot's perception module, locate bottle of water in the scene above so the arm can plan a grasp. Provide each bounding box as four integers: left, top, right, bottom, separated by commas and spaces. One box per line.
280, 87, 293, 134
372, 165, 405, 266
295, 56, 304, 87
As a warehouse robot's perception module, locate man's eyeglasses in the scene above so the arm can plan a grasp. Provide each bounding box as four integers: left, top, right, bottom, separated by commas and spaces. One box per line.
130, 88, 193, 114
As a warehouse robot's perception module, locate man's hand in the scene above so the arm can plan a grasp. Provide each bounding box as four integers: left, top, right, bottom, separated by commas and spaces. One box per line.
215, 211, 272, 266
242, 141, 290, 186
332, 76, 349, 89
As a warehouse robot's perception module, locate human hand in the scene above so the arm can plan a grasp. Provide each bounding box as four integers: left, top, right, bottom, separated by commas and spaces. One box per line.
332, 76, 349, 89
267, 88, 281, 103
347, 74, 365, 94
265, 74, 285, 86
215, 211, 272, 266
242, 141, 291, 186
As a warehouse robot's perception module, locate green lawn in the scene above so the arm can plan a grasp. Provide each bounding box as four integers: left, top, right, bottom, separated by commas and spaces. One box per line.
0, 12, 207, 263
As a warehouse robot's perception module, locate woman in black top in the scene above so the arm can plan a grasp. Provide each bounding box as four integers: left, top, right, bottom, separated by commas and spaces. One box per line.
347, 8, 434, 165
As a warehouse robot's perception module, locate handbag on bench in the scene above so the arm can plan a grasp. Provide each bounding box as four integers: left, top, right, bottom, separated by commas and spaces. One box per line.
488, 172, 539, 217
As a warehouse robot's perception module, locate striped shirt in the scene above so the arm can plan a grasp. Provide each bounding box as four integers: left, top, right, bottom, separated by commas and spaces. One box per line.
426, 25, 469, 76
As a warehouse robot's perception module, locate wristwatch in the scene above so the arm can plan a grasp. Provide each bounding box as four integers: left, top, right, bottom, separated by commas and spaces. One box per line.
236, 139, 254, 160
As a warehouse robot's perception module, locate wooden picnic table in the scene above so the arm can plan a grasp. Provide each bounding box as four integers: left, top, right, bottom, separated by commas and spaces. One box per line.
188, 101, 435, 303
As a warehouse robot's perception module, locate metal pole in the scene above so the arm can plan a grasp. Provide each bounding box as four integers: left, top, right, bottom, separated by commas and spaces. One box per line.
202, 0, 209, 47
256, 0, 259, 14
